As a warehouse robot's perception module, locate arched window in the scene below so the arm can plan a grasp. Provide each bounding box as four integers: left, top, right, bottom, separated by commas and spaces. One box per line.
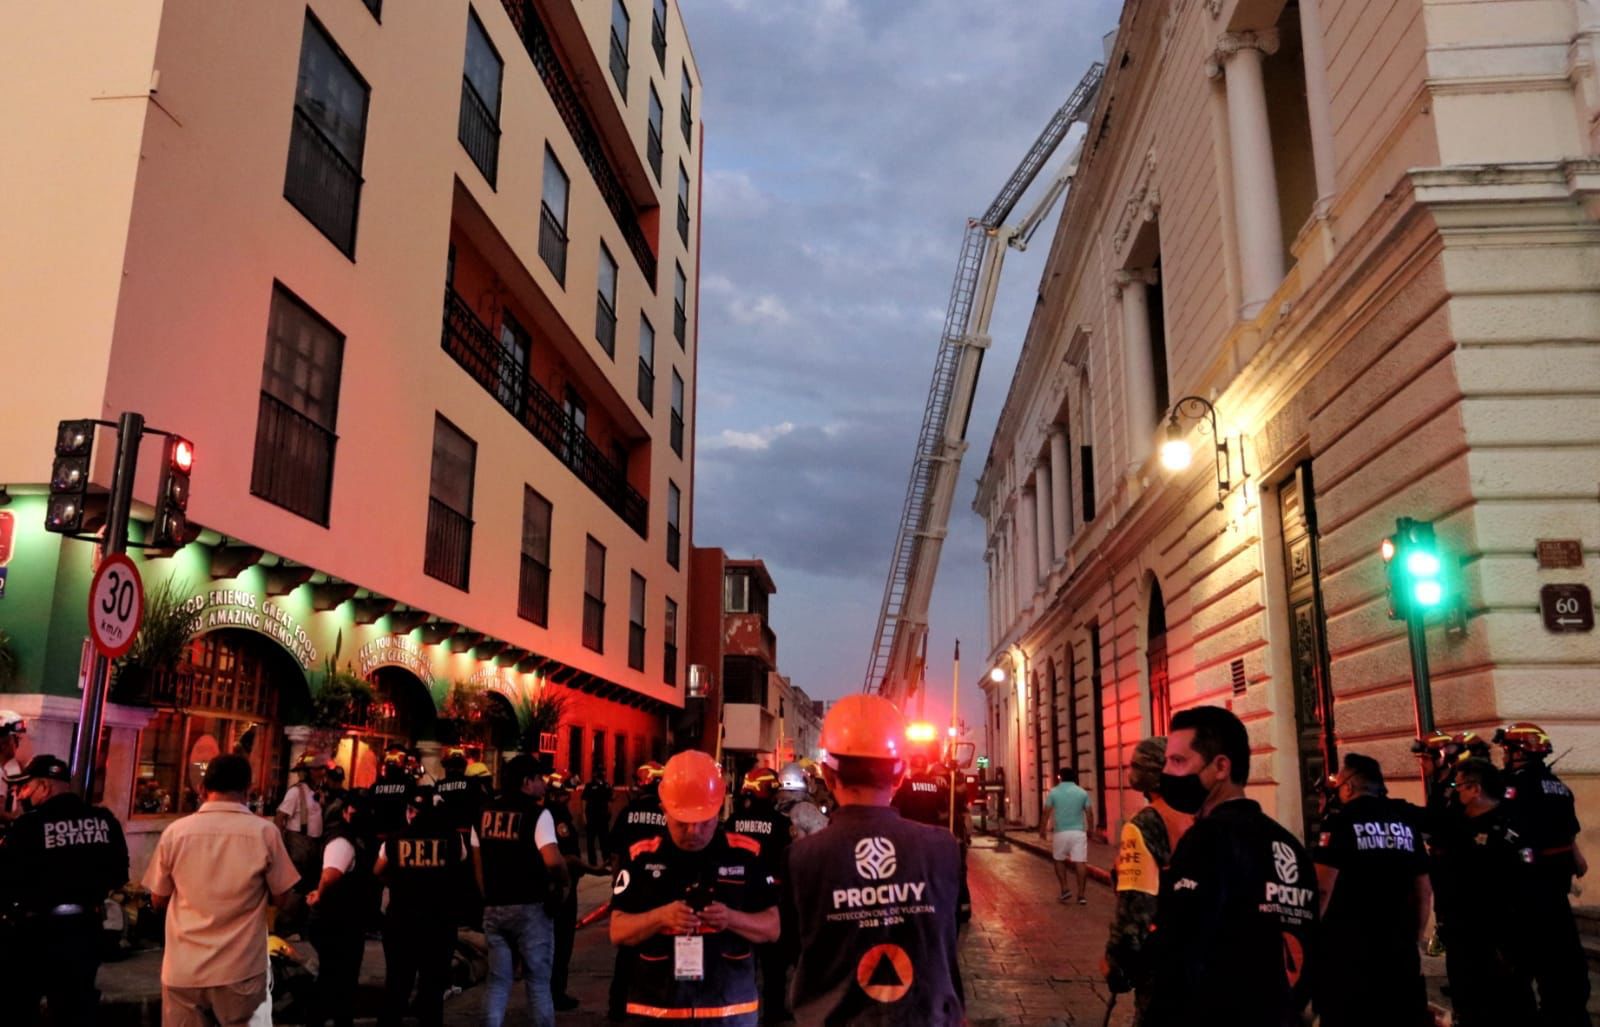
1147, 581, 1170, 732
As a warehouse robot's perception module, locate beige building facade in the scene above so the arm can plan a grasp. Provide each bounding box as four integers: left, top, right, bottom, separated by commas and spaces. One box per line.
978, 0, 1600, 850
0, 0, 701, 875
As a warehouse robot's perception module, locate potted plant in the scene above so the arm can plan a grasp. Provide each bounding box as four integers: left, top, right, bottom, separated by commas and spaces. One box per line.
112, 578, 192, 705
516, 687, 570, 758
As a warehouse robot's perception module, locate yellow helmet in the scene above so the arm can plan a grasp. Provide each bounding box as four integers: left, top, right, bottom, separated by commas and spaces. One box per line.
465, 762, 493, 779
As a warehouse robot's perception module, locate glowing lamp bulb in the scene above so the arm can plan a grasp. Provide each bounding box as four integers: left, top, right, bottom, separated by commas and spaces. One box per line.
988, 667, 1006, 683
1160, 437, 1193, 472
1413, 581, 1444, 607
1380, 538, 1396, 563
1405, 551, 1440, 577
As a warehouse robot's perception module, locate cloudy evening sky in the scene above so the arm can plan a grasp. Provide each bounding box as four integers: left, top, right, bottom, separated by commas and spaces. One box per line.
681, 0, 1123, 728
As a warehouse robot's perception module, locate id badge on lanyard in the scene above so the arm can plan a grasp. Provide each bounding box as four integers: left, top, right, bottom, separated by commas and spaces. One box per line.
674, 935, 705, 981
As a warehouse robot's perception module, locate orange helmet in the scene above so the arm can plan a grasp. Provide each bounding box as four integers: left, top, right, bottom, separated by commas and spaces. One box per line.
545, 770, 573, 793
635, 760, 666, 788
1495, 722, 1553, 756
741, 766, 779, 797
1452, 730, 1490, 759
660, 750, 726, 822
820, 694, 906, 765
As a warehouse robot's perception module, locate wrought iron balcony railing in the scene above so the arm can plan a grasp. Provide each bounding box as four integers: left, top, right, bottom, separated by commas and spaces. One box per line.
425, 496, 473, 590
518, 553, 550, 626
251, 392, 336, 525
539, 203, 568, 285
458, 78, 501, 186
284, 107, 362, 256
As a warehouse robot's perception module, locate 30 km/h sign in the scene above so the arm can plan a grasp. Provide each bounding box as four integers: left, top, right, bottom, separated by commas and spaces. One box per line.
89, 554, 144, 658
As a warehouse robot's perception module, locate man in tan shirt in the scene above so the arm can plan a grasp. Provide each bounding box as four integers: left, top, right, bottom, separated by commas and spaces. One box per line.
144, 753, 301, 1027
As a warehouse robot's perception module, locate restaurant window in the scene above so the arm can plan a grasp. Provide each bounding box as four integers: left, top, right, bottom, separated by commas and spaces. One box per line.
284, 14, 369, 257
670, 370, 684, 457
680, 63, 693, 143
667, 482, 681, 569
637, 315, 655, 412
540, 148, 570, 284
613, 732, 628, 785
664, 598, 678, 687
673, 262, 688, 347
251, 284, 344, 525
458, 9, 502, 186
567, 725, 584, 776
629, 572, 647, 672
596, 244, 618, 357
519, 487, 552, 626
676, 163, 691, 245
583, 535, 606, 652
646, 84, 664, 181
425, 416, 475, 590
609, 0, 630, 96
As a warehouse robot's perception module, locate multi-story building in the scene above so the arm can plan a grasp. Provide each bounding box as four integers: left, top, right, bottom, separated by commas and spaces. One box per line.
0, 0, 702, 873
978, 0, 1600, 846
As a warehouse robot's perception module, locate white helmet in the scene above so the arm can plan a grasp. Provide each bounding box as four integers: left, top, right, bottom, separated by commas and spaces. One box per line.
778, 762, 808, 792
0, 711, 26, 737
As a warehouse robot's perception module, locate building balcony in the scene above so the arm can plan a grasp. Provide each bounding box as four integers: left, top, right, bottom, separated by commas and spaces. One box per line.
441, 286, 647, 536
458, 78, 501, 187
724, 612, 776, 667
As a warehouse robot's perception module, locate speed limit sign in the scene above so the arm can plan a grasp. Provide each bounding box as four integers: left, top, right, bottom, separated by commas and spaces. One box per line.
88, 553, 144, 658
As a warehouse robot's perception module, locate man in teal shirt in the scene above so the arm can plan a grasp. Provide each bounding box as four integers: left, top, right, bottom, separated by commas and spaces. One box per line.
1040, 767, 1093, 903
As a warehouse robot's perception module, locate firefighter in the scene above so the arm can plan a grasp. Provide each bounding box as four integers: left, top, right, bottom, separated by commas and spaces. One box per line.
466, 760, 495, 800
368, 744, 415, 842
788, 695, 964, 1026
606, 761, 668, 1021
731, 767, 793, 1021
434, 747, 481, 836
0, 754, 129, 1027
1144, 705, 1316, 1027
545, 770, 605, 1012
1102, 736, 1190, 1023
610, 750, 779, 1025
1311, 753, 1431, 1027
1495, 722, 1590, 1024
894, 751, 972, 922
775, 762, 828, 838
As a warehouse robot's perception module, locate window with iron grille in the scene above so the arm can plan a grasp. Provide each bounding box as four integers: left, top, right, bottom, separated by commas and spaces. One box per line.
252, 284, 344, 525
458, 10, 502, 186
670, 370, 684, 457
651, 0, 666, 69
425, 416, 475, 590
540, 148, 570, 284
667, 481, 681, 569
596, 244, 618, 357
637, 315, 655, 412
680, 64, 693, 144
583, 535, 606, 652
609, 0, 630, 96
646, 84, 664, 181
663, 598, 678, 687
673, 263, 687, 347
519, 487, 552, 626
676, 164, 690, 245
629, 572, 646, 671
284, 15, 369, 257
497, 309, 531, 417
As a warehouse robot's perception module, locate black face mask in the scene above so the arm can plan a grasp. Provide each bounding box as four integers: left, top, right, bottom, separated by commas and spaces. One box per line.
1160, 771, 1209, 815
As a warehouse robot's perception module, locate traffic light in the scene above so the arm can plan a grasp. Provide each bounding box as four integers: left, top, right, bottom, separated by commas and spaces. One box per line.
149, 434, 194, 550
46, 419, 97, 533
1381, 517, 1451, 621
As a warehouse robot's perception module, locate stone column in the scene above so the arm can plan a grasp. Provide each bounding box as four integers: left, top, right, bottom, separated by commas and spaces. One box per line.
996, 527, 1012, 632
1018, 486, 1040, 605
1209, 30, 1285, 317
1048, 425, 1072, 556
1297, 0, 1338, 209
1033, 459, 1054, 579
1116, 269, 1159, 465
986, 549, 998, 648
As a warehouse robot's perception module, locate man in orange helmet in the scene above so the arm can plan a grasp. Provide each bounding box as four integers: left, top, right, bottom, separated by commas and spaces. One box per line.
611, 750, 779, 1025
788, 695, 964, 1026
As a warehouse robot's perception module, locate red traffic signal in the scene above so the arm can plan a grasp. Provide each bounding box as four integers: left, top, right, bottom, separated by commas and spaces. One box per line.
150, 434, 195, 550
171, 437, 194, 473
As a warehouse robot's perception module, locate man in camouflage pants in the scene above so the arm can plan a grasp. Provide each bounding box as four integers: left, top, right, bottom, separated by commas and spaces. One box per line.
1102, 737, 1192, 1022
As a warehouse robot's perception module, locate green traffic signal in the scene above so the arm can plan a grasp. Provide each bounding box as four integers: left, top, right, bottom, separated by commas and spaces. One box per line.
1382, 517, 1451, 619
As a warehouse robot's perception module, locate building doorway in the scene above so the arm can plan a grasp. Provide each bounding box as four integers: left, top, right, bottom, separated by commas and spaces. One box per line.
1147, 580, 1171, 734
1278, 462, 1336, 839
341, 666, 439, 787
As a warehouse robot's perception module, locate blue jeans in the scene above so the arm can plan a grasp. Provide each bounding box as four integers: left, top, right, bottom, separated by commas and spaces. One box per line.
482, 903, 555, 1027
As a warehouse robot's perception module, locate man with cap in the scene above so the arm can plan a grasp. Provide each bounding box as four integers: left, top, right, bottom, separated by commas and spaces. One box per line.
0, 754, 128, 1026
434, 747, 481, 839
788, 695, 964, 1026
0, 710, 27, 829
610, 749, 779, 1025
478, 754, 566, 1027
1311, 753, 1430, 1027
606, 760, 669, 1021
544, 769, 603, 1012
1102, 736, 1190, 1022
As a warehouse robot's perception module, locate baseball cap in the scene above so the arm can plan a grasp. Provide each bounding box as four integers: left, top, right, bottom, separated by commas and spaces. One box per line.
19, 755, 71, 783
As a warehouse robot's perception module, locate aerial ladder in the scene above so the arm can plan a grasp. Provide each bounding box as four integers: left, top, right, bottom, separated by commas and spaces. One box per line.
863, 62, 1104, 708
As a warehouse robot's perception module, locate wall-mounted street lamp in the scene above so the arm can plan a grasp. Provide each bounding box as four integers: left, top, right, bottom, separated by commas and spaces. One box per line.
1160, 395, 1231, 509
988, 666, 1007, 683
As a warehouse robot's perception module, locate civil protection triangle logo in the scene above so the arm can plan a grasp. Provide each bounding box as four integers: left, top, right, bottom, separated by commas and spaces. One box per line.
855, 837, 897, 880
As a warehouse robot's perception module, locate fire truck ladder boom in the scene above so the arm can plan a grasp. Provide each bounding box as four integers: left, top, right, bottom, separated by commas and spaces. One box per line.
863, 62, 1103, 706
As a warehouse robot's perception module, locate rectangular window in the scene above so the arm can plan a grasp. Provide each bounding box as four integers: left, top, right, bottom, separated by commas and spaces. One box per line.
497, 309, 531, 416
646, 85, 664, 180
563, 387, 588, 471
670, 370, 684, 457
592, 730, 607, 781
583, 535, 606, 652
425, 416, 475, 590
251, 284, 343, 525
663, 598, 678, 687
629, 572, 647, 671
676, 164, 691, 245
567, 725, 583, 776
284, 15, 369, 257
667, 482, 681, 569
673, 263, 688, 347
519, 487, 552, 626
540, 148, 570, 284
596, 244, 618, 357
637, 316, 655, 412
609, 0, 630, 95
458, 10, 502, 186
680, 64, 693, 143
724, 571, 749, 613
613, 732, 628, 786
1147, 259, 1170, 421
651, 0, 667, 69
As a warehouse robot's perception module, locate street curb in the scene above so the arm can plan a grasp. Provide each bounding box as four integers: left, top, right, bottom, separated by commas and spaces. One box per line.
981, 830, 1114, 886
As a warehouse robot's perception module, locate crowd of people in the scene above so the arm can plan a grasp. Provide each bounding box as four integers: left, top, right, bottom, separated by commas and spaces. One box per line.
0, 699, 1591, 1026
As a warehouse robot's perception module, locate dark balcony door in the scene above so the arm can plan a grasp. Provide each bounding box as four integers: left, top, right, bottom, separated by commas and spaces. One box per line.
498, 313, 530, 416
1280, 462, 1335, 840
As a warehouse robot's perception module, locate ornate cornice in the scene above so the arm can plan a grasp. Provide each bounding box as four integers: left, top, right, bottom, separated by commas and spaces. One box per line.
1205, 29, 1281, 78
1112, 150, 1161, 253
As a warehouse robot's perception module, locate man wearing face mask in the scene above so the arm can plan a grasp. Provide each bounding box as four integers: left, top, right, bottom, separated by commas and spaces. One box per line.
1144, 706, 1317, 1027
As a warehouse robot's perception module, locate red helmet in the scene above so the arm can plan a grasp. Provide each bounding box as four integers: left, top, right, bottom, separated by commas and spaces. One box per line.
741, 766, 779, 797
1495, 722, 1553, 756
660, 750, 725, 822
820, 695, 905, 765
545, 770, 573, 793
635, 761, 666, 788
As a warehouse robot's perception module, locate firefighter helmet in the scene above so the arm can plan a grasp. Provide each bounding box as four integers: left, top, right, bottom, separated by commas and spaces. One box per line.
383, 744, 407, 766
660, 750, 725, 823
778, 762, 809, 792
465, 761, 493, 779
442, 747, 468, 768
819, 694, 905, 765
546, 770, 574, 793
741, 766, 779, 797
1452, 730, 1490, 759
0, 711, 25, 737
634, 760, 666, 789
1495, 722, 1553, 756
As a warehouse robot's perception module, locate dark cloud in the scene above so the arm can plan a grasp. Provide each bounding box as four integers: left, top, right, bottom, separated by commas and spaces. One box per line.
683, 0, 1122, 712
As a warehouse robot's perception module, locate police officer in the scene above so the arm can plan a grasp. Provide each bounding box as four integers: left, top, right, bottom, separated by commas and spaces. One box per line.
789, 696, 964, 1026
0, 754, 128, 1026
545, 770, 604, 1012
1496, 723, 1590, 1024
775, 762, 828, 838
731, 767, 792, 1021
585, 770, 616, 863
374, 786, 473, 1027
307, 794, 380, 1027
368, 744, 415, 842
607, 761, 668, 1021
611, 750, 779, 1025
1311, 753, 1430, 1027
1144, 706, 1316, 1027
